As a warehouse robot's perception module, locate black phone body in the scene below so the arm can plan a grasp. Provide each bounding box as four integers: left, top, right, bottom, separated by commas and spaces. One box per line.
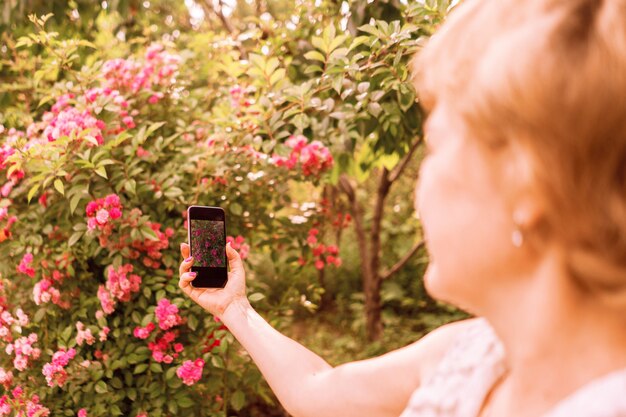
187, 205, 228, 288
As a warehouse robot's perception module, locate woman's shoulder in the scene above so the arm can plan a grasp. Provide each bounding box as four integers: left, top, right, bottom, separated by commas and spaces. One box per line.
409, 317, 494, 383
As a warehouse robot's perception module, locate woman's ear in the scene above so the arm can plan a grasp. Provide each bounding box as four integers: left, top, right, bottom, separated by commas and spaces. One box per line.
500, 141, 547, 236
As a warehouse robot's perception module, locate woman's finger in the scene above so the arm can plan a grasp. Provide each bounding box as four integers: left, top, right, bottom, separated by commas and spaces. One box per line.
179, 271, 197, 290
180, 242, 190, 259
226, 242, 244, 276
179, 254, 194, 276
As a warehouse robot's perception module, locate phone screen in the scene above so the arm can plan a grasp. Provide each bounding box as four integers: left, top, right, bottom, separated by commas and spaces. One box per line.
190, 219, 226, 268
187, 206, 228, 288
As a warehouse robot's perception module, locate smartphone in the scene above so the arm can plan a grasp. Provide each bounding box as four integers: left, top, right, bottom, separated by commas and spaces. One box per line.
187, 205, 228, 288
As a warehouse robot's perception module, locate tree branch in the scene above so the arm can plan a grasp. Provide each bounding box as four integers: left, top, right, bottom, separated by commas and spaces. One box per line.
381, 239, 425, 280
388, 135, 423, 183
202, 0, 236, 34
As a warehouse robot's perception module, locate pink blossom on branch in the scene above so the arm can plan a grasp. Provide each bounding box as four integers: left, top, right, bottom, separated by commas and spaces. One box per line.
155, 298, 182, 330
176, 359, 205, 386
42, 348, 76, 387
75, 322, 95, 346
133, 322, 155, 340
270, 135, 333, 177
226, 235, 250, 260
17, 253, 35, 277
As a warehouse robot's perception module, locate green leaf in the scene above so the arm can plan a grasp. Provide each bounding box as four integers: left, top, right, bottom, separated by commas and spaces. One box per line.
95, 166, 107, 179
133, 364, 148, 374
94, 381, 108, 394
248, 293, 265, 302
149, 363, 163, 373
54, 179, 64, 195
229, 203, 243, 216
27, 183, 40, 203
304, 50, 326, 62
140, 226, 159, 241
69, 194, 82, 215
68, 231, 83, 247
188, 314, 198, 331
230, 390, 246, 411
311, 36, 326, 53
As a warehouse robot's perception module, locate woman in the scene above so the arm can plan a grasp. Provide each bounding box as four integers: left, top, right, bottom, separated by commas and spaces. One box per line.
179, 0, 626, 415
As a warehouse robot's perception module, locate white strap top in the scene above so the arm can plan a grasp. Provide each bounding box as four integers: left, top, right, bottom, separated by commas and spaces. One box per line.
399, 318, 626, 417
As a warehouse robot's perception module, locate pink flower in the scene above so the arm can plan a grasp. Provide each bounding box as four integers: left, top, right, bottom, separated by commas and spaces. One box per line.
42, 348, 76, 387
17, 253, 35, 277
99, 327, 110, 342
0, 368, 13, 389
78, 409, 87, 417
314, 259, 325, 270
148, 94, 162, 104
108, 207, 122, 219
176, 359, 204, 386
95, 209, 109, 225
271, 135, 333, 177
155, 299, 181, 330
133, 322, 155, 339
43, 106, 104, 146
97, 285, 115, 315
75, 322, 95, 346
122, 116, 135, 129
33, 279, 61, 306
136, 146, 151, 158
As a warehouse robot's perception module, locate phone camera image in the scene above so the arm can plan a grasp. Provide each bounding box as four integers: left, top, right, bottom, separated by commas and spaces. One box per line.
190, 219, 226, 268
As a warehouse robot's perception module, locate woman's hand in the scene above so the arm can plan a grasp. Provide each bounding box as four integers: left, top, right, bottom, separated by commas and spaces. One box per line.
178, 241, 248, 318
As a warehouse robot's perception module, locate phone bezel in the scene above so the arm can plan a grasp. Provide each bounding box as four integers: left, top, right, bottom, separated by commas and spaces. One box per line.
187, 205, 228, 288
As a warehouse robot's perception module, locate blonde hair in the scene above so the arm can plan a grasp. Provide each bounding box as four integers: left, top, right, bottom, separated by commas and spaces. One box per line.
411, 0, 626, 305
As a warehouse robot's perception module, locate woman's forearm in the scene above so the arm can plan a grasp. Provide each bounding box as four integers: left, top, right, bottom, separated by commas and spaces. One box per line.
220, 298, 332, 416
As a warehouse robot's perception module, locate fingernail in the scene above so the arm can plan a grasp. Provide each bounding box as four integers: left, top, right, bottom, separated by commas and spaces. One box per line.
189, 272, 197, 277
185, 256, 193, 262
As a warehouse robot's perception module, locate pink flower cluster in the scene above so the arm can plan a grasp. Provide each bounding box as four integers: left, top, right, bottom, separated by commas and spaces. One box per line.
5, 334, 41, 371
83, 87, 136, 133
42, 348, 76, 387
176, 359, 205, 386
33, 264, 69, 309
129, 221, 173, 269
75, 322, 95, 346
0, 387, 50, 417
43, 105, 105, 146
147, 331, 184, 364
0, 368, 13, 390
229, 85, 252, 110
133, 298, 185, 363
101, 44, 180, 96
271, 135, 334, 177
0, 207, 17, 243
226, 235, 250, 260
97, 264, 141, 315
17, 253, 35, 277
155, 298, 182, 330
133, 322, 155, 339
0, 129, 26, 201
33, 278, 61, 306
86, 194, 123, 234
302, 229, 342, 270
0, 307, 28, 344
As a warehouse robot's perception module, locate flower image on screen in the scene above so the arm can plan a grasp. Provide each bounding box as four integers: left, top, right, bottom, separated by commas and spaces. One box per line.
190, 219, 226, 268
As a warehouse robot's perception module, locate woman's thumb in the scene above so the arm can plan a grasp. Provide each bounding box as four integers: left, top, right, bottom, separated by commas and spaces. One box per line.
226, 242, 244, 275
